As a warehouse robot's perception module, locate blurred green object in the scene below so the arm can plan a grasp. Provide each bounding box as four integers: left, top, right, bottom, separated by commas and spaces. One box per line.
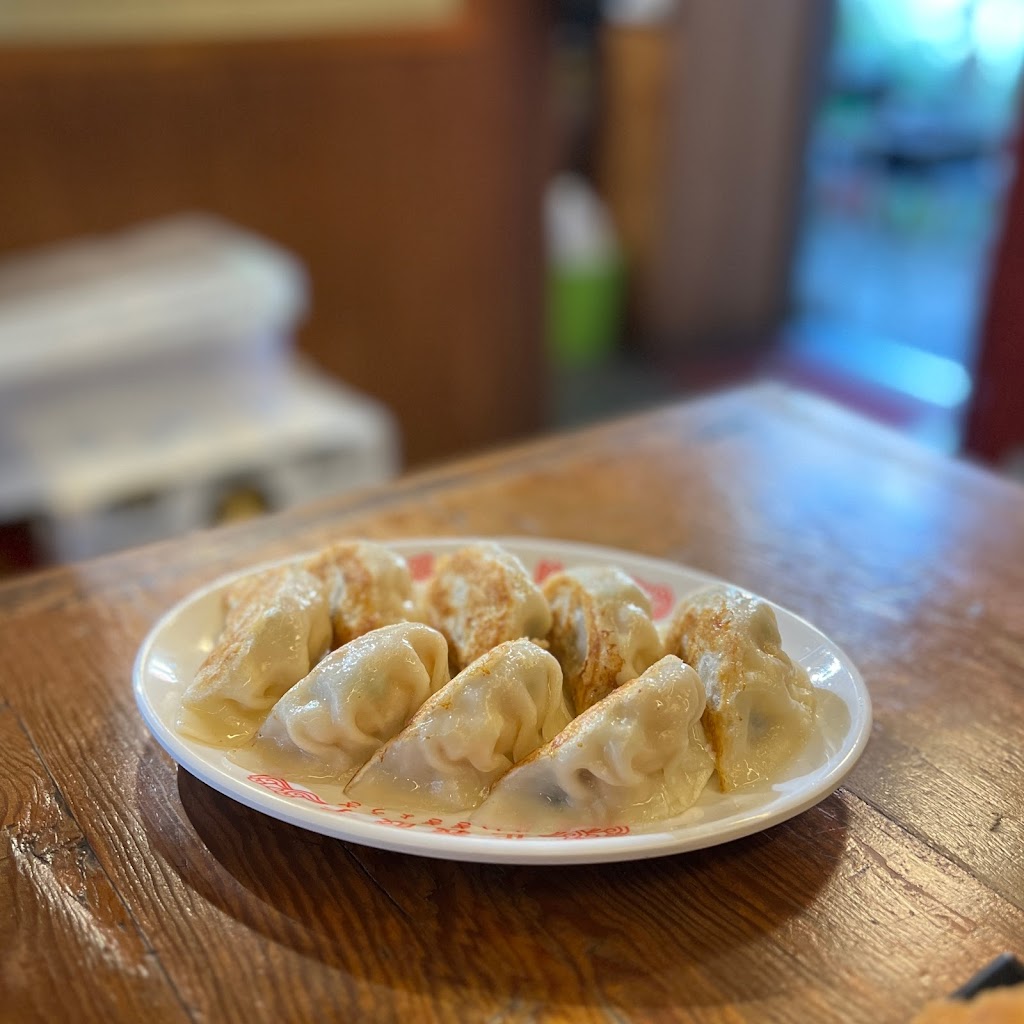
545, 172, 624, 368
547, 256, 624, 368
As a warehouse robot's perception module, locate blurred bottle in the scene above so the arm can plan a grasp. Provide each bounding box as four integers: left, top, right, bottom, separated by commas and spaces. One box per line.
545, 172, 624, 368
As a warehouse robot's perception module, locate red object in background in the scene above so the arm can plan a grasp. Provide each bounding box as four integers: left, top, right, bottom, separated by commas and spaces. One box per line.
0, 521, 41, 577
964, 124, 1024, 463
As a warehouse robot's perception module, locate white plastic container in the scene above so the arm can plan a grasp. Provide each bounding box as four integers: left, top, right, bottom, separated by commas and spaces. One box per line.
31, 362, 399, 562
0, 214, 400, 563
0, 214, 305, 450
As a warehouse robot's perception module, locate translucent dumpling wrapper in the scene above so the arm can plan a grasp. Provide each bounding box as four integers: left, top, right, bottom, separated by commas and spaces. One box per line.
240, 622, 450, 781
419, 542, 553, 672
346, 639, 570, 811
177, 566, 332, 747
543, 565, 664, 714
663, 585, 816, 791
305, 539, 416, 648
473, 655, 713, 833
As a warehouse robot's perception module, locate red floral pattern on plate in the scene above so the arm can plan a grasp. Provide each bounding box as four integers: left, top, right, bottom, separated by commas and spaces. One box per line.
247, 775, 328, 805
542, 826, 631, 839
247, 774, 631, 839
407, 552, 435, 581
634, 577, 676, 620
533, 558, 564, 584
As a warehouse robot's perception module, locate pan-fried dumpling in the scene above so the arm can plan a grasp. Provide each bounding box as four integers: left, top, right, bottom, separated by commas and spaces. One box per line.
420, 542, 552, 672
473, 656, 713, 833
663, 586, 815, 791
242, 622, 450, 780
543, 566, 664, 714
346, 639, 570, 811
305, 540, 415, 647
177, 566, 332, 747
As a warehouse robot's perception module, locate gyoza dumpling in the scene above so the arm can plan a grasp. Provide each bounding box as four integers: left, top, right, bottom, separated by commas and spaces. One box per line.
244, 622, 450, 780
663, 586, 816, 791
420, 542, 552, 672
305, 540, 415, 647
543, 566, 664, 714
177, 566, 332, 747
474, 656, 713, 833
346, 639, 570, 811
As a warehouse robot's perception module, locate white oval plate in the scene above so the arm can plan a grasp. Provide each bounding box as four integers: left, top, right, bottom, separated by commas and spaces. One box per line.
134, 537, 871, 865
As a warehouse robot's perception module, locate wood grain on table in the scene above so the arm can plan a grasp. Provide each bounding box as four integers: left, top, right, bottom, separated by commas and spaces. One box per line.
1, 387, 1022, 1023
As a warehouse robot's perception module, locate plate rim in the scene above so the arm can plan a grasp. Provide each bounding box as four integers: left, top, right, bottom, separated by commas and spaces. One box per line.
133, 535, 872, 865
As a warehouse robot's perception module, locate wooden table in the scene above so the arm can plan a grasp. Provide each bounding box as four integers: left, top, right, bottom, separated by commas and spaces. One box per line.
2, 387, 1022, 1023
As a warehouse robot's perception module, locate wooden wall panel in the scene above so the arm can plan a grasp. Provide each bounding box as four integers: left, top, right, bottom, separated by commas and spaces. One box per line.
596, 1, 829, 354
0, 1, 549, 467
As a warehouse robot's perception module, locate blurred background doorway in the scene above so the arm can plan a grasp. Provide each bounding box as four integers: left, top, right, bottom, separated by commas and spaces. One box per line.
787, 0, 1024, 452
